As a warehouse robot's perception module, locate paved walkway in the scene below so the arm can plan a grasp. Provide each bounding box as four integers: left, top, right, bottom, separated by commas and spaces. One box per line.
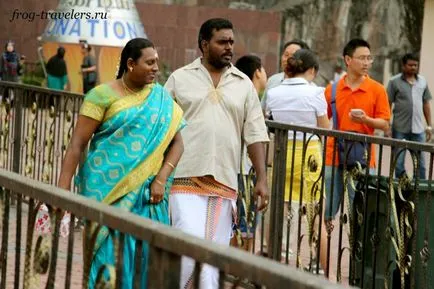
1, 206, 83, 289
1, 207, 248, 289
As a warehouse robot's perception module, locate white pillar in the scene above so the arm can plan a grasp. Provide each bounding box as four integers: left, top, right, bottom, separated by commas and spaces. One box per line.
420, 0, 434, 127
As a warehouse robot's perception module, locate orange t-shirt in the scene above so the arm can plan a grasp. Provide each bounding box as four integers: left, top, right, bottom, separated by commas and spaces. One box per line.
325, 75, 391, 168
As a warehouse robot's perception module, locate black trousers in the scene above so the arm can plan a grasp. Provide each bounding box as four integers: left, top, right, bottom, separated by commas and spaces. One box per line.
83, 81, 96, 94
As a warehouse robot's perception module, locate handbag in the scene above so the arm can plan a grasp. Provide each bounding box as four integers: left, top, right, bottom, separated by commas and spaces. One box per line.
331, 82, 367, 169
35, 204, 71, 238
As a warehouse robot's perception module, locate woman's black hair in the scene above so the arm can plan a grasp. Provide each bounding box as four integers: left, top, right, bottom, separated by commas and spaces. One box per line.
57, 47, 65, 59
4, 40, 14, 51
116, 38, 154, 79
285, 49, 319, 77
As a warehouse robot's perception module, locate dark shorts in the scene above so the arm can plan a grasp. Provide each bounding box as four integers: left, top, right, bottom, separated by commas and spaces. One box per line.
83, 81, 96, 94
234, 173, 258, 237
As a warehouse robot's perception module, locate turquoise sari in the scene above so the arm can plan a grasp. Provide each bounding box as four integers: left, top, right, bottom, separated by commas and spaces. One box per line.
75, 82, 185, 289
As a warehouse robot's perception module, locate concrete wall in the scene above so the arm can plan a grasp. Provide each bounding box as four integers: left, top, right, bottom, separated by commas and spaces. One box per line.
277, 0, 414, 86
0, 0, 58, 63
0, 1, 280, 79
135, 3, 280, 74
420, 0, 434, 127
420, 0, 434, 106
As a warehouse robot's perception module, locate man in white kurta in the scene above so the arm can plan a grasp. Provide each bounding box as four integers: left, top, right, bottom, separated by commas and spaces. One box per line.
164, 18, 269, 289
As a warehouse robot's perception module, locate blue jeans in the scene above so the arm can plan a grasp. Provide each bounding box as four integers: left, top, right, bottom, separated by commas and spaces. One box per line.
324, 166, 376, 221
392, 130, 426, 180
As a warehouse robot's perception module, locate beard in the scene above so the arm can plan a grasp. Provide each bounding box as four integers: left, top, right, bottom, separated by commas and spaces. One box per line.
208, 52, 232, 70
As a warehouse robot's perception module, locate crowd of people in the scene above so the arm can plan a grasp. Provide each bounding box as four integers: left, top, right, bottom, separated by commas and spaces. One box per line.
4, 16, 427, 289
1, 38, 98, 95
261, 35, 431, 281
45, 41, 98, 93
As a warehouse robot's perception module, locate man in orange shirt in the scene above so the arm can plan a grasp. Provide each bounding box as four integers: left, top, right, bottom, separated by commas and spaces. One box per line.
319, 39, 391, 281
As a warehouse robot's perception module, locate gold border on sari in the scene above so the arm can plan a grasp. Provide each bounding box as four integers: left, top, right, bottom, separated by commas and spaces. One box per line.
101, 103, 183, 205
80, 101, 106, 122
103, 84, 154, 122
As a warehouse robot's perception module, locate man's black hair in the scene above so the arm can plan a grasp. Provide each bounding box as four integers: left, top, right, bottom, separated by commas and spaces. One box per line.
235, 55, 262, 80
198, 18, 233, 53
402, 52, 419, 65
283, 39, 310, 51
343, 38, 370, 57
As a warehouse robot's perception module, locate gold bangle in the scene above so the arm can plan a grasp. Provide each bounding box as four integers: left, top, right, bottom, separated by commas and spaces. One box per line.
165, 161, 175, 169
155, 179, 165, 186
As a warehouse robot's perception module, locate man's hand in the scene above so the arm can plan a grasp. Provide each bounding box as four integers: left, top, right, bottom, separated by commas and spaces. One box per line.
246, 142, 269, 211
254, 179, 269, 212
349, 109, 367, 124
385, 128, 392, 138
426, 127, 432, 142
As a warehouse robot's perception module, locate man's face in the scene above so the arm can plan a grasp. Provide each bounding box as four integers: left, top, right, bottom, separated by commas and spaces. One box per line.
403, 59, 419, 76
256, 66, 268, 92
204, 28, 234, 70
281, 44, 301, 70
345, 47, 373, 76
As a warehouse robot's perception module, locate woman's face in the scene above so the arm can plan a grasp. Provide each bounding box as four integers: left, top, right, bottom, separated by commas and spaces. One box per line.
6, 43, 14, 52
129, 47, 159, 85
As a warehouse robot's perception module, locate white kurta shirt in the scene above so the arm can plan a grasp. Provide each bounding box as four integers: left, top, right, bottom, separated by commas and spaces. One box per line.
164, 58, 269, 190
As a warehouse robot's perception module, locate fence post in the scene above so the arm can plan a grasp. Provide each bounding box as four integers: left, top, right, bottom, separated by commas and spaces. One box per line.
12, 87, 23, 174
269, 126, 288, 261
147, 245, 181, 289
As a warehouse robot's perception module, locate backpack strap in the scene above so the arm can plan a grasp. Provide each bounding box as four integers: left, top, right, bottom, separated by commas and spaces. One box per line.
331, 82, 338, 130
331, 81, 346, 166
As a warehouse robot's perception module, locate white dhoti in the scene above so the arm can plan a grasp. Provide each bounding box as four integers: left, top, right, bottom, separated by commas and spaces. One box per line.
170, 193, 233, 289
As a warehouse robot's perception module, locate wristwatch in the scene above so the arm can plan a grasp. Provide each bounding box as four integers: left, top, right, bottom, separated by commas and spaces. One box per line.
426, 126, 432, 132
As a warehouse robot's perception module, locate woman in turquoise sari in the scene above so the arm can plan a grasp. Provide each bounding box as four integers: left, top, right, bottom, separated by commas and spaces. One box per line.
57, 38, 186, 288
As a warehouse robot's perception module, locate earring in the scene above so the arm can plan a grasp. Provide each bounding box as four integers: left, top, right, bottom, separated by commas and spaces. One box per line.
129, 67, 133, 72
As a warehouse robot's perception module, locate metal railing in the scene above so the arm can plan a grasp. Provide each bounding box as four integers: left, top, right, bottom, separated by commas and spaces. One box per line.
0, 169, 348, 289
2, 81, 433, 288
257, 120, 434, 289
0, 81, 83, 188
0, 81, 351, 288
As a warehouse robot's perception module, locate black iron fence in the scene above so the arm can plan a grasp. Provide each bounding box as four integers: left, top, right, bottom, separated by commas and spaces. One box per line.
0, 81, 83, 189
0, 169, 348, 289
0, 81, 353, 288
1, 81, 433, 288
256, 120, 434, 289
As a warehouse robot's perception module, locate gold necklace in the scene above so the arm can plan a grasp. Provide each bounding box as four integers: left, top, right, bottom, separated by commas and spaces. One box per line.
121, 76, 141, 95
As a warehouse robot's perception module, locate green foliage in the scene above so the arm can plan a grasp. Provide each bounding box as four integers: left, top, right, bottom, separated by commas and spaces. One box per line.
21, 75, 45, 86
156, 62, 172, 85
21, 62, 46, 87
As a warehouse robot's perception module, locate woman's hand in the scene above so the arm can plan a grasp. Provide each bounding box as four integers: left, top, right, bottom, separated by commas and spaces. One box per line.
150, 178, 165, 204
